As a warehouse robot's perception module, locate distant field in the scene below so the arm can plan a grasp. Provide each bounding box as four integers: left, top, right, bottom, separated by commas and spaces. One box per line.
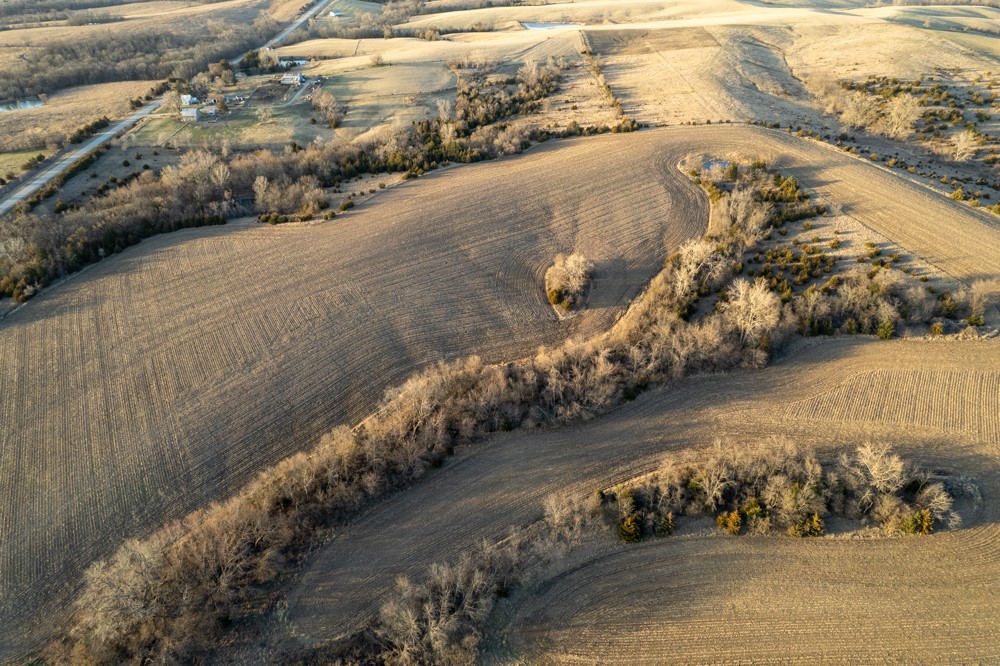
0, 149, 50, 180
132, 104, 325, 149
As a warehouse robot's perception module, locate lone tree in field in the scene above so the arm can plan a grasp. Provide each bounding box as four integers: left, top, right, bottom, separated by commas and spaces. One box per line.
881, 93, 921, 140
311, 90, 341, 128
545, 253, 595, 311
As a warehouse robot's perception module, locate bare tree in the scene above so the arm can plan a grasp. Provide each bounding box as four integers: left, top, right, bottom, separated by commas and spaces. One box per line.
722, 278, 781, 346
881, 93, 921, 139
311, 89, 342, 128
723, 186, 772, 248
545, 253, 595, 309
952, 129, 980, 161
840, 91, 878, 129
854, 441, 905, 499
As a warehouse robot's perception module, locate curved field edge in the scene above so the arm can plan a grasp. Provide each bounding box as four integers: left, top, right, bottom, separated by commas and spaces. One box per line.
302, 337, 1000, 660
484, 515, 1000, 663
0, 129, 702, 660
5, 124, 1000, 659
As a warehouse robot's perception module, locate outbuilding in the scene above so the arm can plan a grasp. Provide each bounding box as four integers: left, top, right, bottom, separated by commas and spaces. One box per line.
180, 107, 201, 122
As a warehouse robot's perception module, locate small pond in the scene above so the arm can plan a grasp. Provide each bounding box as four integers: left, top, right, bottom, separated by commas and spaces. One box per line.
0, 98, 43, 112
522, 22, 580, 29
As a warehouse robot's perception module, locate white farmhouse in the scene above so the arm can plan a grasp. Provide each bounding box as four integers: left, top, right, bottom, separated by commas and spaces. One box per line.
280, 72, 304, 86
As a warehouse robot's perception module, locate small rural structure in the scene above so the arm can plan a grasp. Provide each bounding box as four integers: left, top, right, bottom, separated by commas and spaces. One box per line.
180, 107, 201, 122
280, 72, 304, 86
180, 94, 199, 105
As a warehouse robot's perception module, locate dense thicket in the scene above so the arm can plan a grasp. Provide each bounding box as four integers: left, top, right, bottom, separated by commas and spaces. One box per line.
606, 440, 969, 542
362, 438, 976, 665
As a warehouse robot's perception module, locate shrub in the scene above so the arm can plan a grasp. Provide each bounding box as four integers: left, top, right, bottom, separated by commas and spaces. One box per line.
877, 320, 896, 340
788, 512, 825, 537
929, 321, 944, 336
617, 515, 642, 543
654, 512, 675, 537
899, 509, 934, 535
544, 253, 594, 310
716, 510, 742, 535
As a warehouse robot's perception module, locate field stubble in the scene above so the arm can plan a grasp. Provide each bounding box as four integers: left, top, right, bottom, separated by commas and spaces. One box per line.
291, 337, 1000, 660
0, 129, 701, 659
2, 125, 1000, 659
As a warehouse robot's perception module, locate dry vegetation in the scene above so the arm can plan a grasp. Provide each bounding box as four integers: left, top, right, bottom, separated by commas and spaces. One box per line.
0, 0, 282, 102
0, 80, 157, 155
0, 129, 706, 661
51, 158, 983, 662
544, 252, 594, 311
5, 0, 1000, 661
606, 439, 968, 542
292, 335, 1000, 664
3, 126, 999, 661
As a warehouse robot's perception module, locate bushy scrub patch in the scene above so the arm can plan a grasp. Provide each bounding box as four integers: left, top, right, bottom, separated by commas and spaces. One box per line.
598, 440, 971, 541
545, 253, 594, 311
308, 491, 598, 666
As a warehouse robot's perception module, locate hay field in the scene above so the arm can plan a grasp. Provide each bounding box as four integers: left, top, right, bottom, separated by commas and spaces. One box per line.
584, 14, 995, 127
786, 20, 996, 84
0, 129, 705, 660
319, 62, 456, 141
288, 336, 1000, 659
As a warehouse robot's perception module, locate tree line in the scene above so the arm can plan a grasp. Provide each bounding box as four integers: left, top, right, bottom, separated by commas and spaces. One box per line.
49, 163, 980, 663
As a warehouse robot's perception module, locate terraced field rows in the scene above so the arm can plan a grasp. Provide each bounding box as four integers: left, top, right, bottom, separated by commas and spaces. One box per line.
489, 528, 1000, 664
787, 368, 1000, 441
